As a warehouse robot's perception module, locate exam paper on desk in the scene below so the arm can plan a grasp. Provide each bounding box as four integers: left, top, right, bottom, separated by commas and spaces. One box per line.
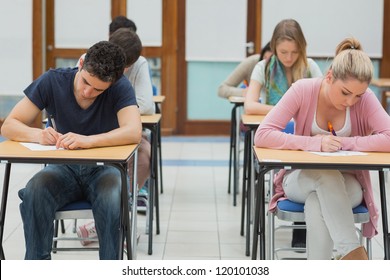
310, 151, 367, 157
21, 142, 63, 151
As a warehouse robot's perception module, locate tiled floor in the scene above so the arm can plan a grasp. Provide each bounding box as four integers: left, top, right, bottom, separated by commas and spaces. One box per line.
1, 136, 389, 260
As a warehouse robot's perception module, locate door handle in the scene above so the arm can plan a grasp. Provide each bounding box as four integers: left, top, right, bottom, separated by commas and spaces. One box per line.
246, 41, 254, 54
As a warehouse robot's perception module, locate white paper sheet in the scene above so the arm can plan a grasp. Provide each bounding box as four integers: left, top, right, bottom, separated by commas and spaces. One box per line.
310, 151, 367, 157
21, 142, 63, 151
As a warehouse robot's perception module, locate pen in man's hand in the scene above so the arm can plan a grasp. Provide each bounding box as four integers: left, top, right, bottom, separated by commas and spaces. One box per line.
327, 121, 337, 136
50, 115, 57, 131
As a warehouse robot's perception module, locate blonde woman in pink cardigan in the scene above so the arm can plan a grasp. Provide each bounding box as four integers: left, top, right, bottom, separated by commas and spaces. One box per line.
255, 37, 390, 260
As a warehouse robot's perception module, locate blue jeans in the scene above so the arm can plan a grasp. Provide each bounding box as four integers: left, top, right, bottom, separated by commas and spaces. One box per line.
18, 164, 124, 260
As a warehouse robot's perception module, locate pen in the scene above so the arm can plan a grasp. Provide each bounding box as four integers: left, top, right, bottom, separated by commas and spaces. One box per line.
50, 115, 57, 131
327, 121, 337, 136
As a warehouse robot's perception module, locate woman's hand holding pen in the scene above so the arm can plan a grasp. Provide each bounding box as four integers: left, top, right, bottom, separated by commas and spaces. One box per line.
320, 135, 342, 152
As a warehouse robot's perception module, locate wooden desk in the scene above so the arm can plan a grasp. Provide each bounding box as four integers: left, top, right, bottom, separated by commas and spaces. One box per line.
251, 147, 390, 260
0, 140, 139, 260
152, 95, 166, 106
228, 96, 245, 206
240, 114, 266, 256
371, 78, 390, 109
241, 114, 266, 127
141, 113, 161, 255
141, 113, 161, 125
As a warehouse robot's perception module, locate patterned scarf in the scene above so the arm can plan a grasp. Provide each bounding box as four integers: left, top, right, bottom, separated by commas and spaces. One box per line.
264, 55, 289, 105
264, 55, 312, 105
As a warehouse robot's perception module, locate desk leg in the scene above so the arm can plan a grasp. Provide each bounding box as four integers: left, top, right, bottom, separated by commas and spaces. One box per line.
240, 129, 250, 237
116, 156, 135, 260
153, 127, 160, 235
233, 106, 241, 206
228, 105, 237, 195
157, 121, 163, 194
147, 124, 160, 255
252, 167, 271, 260
245, 130, 252, 256
130, 151, 138, 259
0, 163, 11, 260
378, 171, 389, 259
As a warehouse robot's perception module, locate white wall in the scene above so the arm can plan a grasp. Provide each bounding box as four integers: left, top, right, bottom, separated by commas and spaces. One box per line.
186, 0, 247, 62
55, 0, 111, 48
262, 0, 384, 58
127, 0, 162, 46
0, 0, 32, 96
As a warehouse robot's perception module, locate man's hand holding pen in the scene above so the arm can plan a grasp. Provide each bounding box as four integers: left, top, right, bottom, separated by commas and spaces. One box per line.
41, 126, 62, 146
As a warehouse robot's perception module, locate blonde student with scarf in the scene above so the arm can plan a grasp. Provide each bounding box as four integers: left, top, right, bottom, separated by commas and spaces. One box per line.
244, 19, 322, 115
244, 18, 323, 249
254, 37, 390, 259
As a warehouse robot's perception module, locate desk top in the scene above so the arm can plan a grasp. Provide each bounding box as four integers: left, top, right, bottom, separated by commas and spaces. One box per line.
241, 114, 266, 126
228, 96, 245, 104
371, 78, 390, 89
253, 147, 390, 170
141, 113, 161, 124
0, 140, 138, 164
153, 95, 166, 104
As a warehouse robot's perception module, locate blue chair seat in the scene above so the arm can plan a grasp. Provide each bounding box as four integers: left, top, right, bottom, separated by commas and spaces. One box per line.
277, 199, 369, 215
58, 200, 92, 212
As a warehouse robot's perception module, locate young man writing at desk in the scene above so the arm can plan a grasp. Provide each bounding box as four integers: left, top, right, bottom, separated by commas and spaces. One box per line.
255, 37, 390, 259
1, 41, 142, 259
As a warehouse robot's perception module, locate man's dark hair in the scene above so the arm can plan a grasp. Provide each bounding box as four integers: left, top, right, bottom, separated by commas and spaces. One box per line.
109, 16, 137, 35
83, 41, 126, 84
109, 28, 142, 67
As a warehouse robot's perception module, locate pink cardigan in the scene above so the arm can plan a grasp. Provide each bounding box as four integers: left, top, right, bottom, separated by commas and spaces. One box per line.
254, 77, 390, 238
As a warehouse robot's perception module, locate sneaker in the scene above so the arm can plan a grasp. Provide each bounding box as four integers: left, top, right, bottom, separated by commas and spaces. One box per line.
137, 184, 149, 213
137, 196, 148, 213
138, 184, 149, 197
77, 221, 98, 246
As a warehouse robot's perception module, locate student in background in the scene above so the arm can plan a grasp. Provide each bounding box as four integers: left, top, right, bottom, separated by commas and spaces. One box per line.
245, 19, 323, 249
1, 41, 142, 259
255, 37, 390, 259
108, 27, 153, 199
218, 42, 272, 98
109, 17, 155, 209
244, 19, 322, 115
109, 16, 155, 115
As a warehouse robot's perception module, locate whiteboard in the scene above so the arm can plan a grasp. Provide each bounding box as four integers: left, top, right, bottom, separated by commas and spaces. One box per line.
0, 0, 32, 96
262, 0, 383, 58
55, 0, 110, 48
186, 0, 247, 62
127, 0, 162, 47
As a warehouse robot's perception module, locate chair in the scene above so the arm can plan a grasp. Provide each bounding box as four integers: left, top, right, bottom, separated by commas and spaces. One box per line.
267, 197, 372, 260
52, 194, 149, 257
52, 200, 98, 252
265, 121, 371, 259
